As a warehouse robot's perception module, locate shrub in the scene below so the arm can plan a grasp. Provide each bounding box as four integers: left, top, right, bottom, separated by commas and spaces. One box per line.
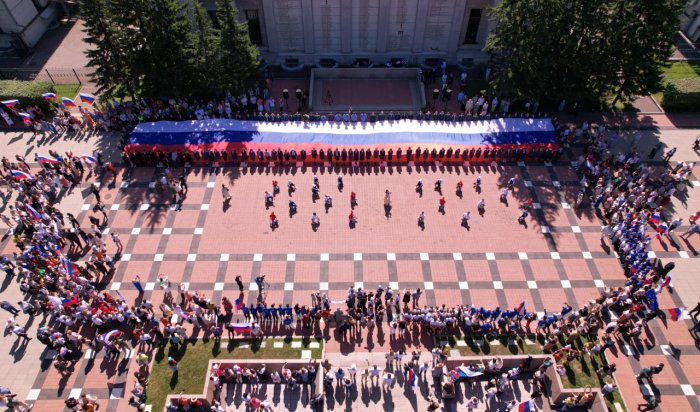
0, 80, 56, 113
661, 77, 700, 112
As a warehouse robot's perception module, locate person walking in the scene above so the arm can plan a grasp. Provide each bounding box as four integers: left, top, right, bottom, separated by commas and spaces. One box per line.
663, 147, 677, 162
0, 300, 20, 316
111, 233, 123, 254
222, 184, 232, 205
680, 223, 699, 239
132, 275, 144, 294
235, 275, 244, 293
11, 325, 31, 342
438, 197, 446, 214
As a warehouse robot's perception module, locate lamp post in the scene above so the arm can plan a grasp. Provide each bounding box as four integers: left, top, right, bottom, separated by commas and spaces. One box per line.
442, 88, 452, 111
432, 89, 439, 111
282, 89, 289, 112
295, 89, 302, 112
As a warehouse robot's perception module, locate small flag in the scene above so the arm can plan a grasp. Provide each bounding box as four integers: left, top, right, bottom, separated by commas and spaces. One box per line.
36, 155, 61, 164
662, 276, 671, 288
79, 93, 96, 104
231, 323, 252, 334
408, 368, 418, 388
18, 112, 31, 119
11, 170, 35, 180
561, 344, 572, 351
668, 307, 684, 321
62, 97, 76, 107
517, 400, 534, 412
25, 204, 43, 221
234, 298, 243, 311
61, 258, 75, 276
81, 155, 97, 164
1, 99, 19, 107
649, 212, 661, 225
42, 93, 57, 100
656, 222, 669, 233
517, 301, 526, 316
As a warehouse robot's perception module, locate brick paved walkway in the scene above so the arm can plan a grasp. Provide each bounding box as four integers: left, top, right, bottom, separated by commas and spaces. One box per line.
0, 126, 699, 411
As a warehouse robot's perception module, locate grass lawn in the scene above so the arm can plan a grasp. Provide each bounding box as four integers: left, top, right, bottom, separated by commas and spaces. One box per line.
654, 61, 700, 108
146, 337, 323, 412
439, 334, 626, 411
52, 84, 81, 99
661, 61, 700, 81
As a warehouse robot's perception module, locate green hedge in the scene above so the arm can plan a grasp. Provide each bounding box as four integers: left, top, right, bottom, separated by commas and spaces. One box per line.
661, 77, 700, 112
0, 80, 56, 113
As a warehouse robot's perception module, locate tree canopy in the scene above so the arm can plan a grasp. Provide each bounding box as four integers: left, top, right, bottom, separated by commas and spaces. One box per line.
81, 0, 260, 99
485, 0, 684, 107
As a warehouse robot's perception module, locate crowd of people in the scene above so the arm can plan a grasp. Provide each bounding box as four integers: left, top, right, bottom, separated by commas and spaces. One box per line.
0, 116, 694, 411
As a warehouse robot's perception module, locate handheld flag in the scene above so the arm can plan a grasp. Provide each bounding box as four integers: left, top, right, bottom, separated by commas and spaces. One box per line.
656, 222, 668, 233
62, 97, 76, 107
517, 301, 526, 316
561, 344, 572, 351
668, 307, 684, 321
25, 204, 43, 221
234, 298, 243, 311
79, 93, 96, 104
10, 170, 35, 180
230, 323, 252, 334
649, 212, 661, 225
408, 368, 418, 388
36, 155, 61, 165
18, 112, 31, 119
662, 276, 671, 288
42, 93, 57, 100
61, 258, 75, 276
1, 99, 19, 107
80, 155, 97, 164
456, 365, 484, 378
517, 400, 534, 412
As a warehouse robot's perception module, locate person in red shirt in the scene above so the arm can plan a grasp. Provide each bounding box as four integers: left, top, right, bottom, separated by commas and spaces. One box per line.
439, 197, 446, 214
269, 212, 278, 229
349, 211, 357, 224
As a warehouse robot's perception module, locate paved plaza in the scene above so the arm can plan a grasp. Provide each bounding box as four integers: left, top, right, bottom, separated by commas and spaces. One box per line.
0, 124, 699, 411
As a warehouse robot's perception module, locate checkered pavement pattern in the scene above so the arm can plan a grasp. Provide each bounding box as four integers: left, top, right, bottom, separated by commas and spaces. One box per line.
9, 152, 700, 411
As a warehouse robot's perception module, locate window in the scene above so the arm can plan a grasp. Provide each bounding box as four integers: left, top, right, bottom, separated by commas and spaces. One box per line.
245, 10, 264, 46
463, 8, 483, 45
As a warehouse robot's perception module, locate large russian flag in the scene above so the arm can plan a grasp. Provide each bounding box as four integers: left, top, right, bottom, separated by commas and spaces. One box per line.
656, 222, 669, 233
79, 93, 96, 104
62, 97, 76, 107
36, 155, 61, 165
1, 99, 19, 107
42, 93, 57, 100
10, 170, 35, 180
517, 301, 526, 316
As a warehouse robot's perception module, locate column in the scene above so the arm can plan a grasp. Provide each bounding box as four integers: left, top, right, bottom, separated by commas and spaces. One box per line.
340, 0, 352, 53
412, 0, 430, 53
375, 0, 390, 53
261, 0, 279, 52
301, 0, 315, 54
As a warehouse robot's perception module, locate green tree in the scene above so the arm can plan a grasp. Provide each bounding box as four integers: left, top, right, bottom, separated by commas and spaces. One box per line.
485, 0, 683, 107
604, 0, 685, 106
217, 0, 260, 93
186, 0, 222, 96
81, 0, 137, 98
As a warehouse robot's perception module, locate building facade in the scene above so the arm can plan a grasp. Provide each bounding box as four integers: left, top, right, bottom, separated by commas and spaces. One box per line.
681, 0, 700, 42
200, 0, 496, 66
0, 0, 59, 55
